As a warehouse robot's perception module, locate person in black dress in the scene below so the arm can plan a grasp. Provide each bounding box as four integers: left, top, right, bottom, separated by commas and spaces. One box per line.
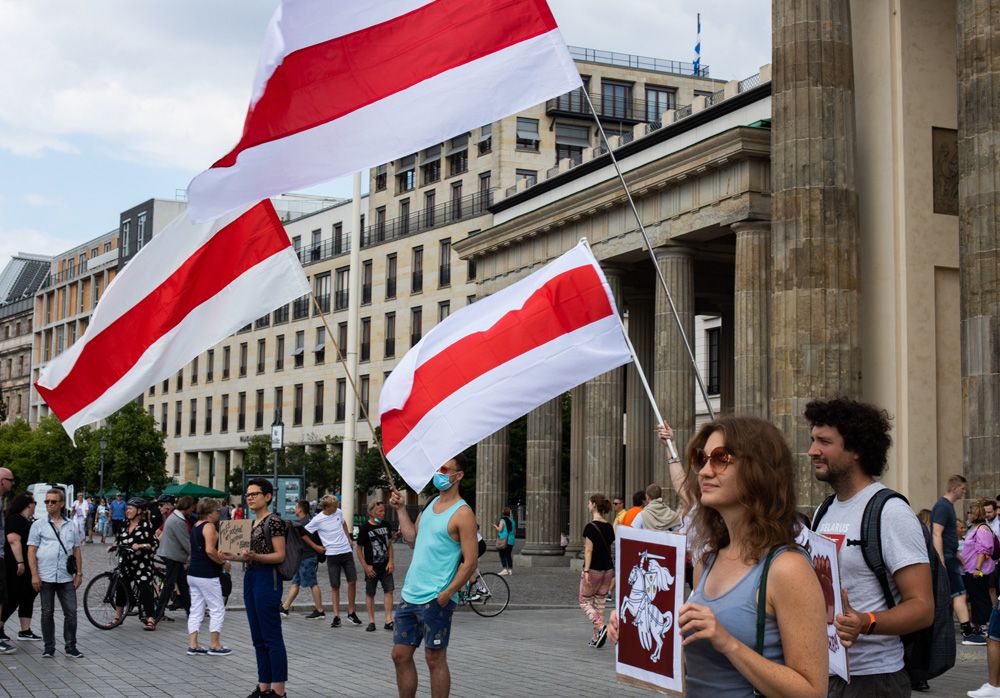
2, 493, 40, 641
112, 498, 158, 629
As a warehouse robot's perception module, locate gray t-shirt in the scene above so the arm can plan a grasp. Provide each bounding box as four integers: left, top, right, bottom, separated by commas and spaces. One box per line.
814, 482, 928, 676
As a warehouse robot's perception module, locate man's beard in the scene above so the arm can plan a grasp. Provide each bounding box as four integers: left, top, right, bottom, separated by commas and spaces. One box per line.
813, 458, 851, 485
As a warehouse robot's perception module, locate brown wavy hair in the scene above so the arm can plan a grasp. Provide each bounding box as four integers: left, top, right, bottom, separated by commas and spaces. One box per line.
683, 416, 798, 565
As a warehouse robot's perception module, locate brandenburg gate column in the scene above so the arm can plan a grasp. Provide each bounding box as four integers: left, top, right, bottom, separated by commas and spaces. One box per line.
521, 396, 566, 563
475, 427, 509, 546
653, 246, 696, 485
772, 0, 862, 507
625, 293, 656, 496
732, 221, 772, 417
957, 1, 1000, 495
566, 384, 586, 556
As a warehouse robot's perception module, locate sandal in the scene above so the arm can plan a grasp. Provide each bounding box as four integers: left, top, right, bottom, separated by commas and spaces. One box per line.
143, 618, 157, 631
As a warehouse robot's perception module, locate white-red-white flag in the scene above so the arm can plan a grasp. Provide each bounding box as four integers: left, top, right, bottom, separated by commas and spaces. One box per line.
379, 241, 631, 492
186, 0, 582, 221
35, 201, 309, 439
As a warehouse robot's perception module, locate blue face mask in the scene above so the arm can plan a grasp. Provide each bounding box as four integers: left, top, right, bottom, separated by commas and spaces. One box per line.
433, 472, 454, 491
372, 517, 381, 524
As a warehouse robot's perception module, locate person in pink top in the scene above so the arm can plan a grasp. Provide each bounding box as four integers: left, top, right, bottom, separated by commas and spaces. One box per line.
965, 499, 997, 632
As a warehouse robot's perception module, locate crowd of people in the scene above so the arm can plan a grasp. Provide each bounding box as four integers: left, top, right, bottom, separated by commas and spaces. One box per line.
0, 395, 995, 696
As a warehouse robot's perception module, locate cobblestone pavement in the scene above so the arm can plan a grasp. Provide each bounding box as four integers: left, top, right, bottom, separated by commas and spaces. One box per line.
0, 539, 987, 697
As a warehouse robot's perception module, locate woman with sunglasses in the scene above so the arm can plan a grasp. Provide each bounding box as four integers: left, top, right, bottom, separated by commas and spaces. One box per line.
113, 498, 158, 630
677, 416, 828, 697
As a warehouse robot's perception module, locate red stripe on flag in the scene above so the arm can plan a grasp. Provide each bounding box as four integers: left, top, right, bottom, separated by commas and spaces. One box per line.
36, 202, 290, 420
381, 264, 613, 453
213, 0, 558, 168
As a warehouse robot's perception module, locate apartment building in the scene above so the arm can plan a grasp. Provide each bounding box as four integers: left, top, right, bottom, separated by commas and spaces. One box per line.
0, 254, 50, 423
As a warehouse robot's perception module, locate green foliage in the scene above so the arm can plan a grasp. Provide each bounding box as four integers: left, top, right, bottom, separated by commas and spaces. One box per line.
0, 385, 7, 423
83, 401, 168, 495
302, 439, 341, 493
1, 416, 83, 488
355, 428, 401, 493
241, 435, 273, 475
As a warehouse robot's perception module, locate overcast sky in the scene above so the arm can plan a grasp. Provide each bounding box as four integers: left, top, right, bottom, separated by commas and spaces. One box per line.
0, 0, 770, 269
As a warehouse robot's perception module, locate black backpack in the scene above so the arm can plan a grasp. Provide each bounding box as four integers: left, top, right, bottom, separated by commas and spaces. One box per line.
812, 488, 955, 682
277, 519, 309, 582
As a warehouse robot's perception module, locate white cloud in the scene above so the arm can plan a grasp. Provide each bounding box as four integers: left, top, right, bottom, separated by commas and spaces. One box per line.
0, 227, 79, 267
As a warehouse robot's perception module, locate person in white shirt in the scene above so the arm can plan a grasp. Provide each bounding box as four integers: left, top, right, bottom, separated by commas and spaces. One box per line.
70, 495, 89, 543
305, 495, 361, 628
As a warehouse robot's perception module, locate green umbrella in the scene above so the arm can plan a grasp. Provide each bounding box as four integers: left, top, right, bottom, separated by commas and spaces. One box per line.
161, 481, 228, 498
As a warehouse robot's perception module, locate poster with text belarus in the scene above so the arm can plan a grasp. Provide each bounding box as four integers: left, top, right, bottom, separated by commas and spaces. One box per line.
615, 527, 686, 695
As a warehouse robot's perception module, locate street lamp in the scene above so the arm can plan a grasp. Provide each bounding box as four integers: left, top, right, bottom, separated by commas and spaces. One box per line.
270, 420, 284, 513
99, 436, 107, 497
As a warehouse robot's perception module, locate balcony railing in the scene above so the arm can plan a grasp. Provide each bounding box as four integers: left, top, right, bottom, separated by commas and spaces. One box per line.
334, 290, 349, 311
292, 297, 309, 319
361, 190, 493, 247
568, 46, 708, 77
546, 91, 678, 125
384, 338, 395, 357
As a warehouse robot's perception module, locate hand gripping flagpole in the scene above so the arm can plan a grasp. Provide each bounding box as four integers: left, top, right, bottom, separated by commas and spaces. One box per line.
581, 89, 716, 423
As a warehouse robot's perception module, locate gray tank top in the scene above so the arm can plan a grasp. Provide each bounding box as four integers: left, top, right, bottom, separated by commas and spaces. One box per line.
685, 546, 802, 697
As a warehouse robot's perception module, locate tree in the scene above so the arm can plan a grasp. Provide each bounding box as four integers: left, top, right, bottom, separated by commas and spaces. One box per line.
0, 384, 7, 423
242, 435, 273, 475
82, 401, 168, 495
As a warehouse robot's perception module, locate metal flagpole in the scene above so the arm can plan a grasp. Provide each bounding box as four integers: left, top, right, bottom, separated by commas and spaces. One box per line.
580, 89, 716, 421
341, 172, 363, 528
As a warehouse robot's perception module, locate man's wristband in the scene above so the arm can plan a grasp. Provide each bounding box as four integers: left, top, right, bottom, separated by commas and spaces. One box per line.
863, 612, 878, 635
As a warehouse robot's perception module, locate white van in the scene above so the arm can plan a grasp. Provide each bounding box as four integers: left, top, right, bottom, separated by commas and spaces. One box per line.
27, 482, 74, 517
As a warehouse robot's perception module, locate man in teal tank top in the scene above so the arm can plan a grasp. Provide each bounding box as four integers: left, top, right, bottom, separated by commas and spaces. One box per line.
388, 453, 478, 698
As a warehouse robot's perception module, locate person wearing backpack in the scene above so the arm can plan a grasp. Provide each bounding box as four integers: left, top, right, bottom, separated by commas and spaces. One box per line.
494, 507, 515, 576
806, 398, 935, 698
964, 500, 997, 634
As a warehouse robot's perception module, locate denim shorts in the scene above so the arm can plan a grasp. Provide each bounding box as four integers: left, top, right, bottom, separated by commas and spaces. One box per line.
392, 599, 456, 649
945, 555, 966, 598
291, 555, 319, 588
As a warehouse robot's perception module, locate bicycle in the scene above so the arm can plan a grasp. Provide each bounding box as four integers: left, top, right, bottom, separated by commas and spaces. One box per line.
83, 547, 166, 630
457, 568, 509, 617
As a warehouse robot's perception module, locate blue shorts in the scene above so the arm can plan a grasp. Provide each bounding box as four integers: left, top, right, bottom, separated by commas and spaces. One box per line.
291, 555, 319, 588
392, 599, 456, 649
945, 556, 966, 598
989, 600, 1000, 642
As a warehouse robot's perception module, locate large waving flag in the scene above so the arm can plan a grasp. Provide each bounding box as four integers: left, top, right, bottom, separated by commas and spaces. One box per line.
186, 0, 582, 221
36, 201, 309, 439
379, 241, 631, 492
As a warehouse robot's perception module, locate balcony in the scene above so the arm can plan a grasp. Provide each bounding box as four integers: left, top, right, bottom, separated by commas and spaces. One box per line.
334, 290, 349, 311
547, 90, 677, 125
362, 190, 493, 247
567, 46, 708, 77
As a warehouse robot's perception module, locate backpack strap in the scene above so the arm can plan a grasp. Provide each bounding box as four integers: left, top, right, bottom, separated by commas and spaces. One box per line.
857, 488, 909, 611
753, 545, 782, 697
811, 494, 836, 530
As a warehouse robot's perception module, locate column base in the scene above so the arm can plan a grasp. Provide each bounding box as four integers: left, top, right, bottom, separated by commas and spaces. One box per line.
514, 552, 570, 567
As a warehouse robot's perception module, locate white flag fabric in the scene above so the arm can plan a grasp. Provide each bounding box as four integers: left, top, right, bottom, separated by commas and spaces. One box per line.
186, 0, 582, 221
379, 241, 632, 492
35, 201, 309, 439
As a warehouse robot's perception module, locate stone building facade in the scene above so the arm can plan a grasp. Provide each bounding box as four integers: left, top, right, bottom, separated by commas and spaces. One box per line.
0, 255, 50, 423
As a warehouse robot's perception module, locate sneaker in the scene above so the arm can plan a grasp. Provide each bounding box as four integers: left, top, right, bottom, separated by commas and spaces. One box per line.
279, 605, 289, 617
187, 646, 209, 656
964, 632, 988, 646
467, 592, 482, 602
595, 625, 609, 649
497, 569, 509, 576
304, 610, 326, 620
506, 569, 513, 576
911, 679, 929, 693
65, 647, 84, 659
587, 638, 599, 648
366, 622, 377, 632
968, 682, 1000, 697
245, 689, 265, 698
208, 646, 233, 656
16, 630, 42, 642
384, 622, 394, 631
41, 649, 54, 658
0, 641, 16, 655
331, 616, 342, 628
347, 612, 362, 626
0, 628, 8, 641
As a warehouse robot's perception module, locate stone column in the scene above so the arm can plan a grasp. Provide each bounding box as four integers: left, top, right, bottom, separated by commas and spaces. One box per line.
521, 396, 566, 564
720, 303, 735, 415
584, 267, 626, 504
230, 449, 244, 502
567, 384, 586, 556
958, 1, 1000, 496
653, 247, 696, 476
733, 221, 771, 417
198, 452, 212, 486
475, 426, 509, 545
772, 0, 862, 507
625, 293, 655, 496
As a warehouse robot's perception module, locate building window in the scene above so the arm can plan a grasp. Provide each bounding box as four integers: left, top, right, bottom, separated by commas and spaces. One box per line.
274, 386, 283, 423
220, 394, 229, 432
314, 272, 331, 313
191, 356, 199, 385
206, 349, 214, 382
160, 403, 167, 434
438, 238, 451, 287
173, 453, 181, 477
361, 260, 372, 304
314, 381, 324, 424
411, 246, 423, 294
450, 182, 463, 219
275, 335, 285, 371
447, 133, 469, 176
273, 303, 289, 324
137, 212, 148, 250
256, 338, 266, 374
121, 220, 131, 258
293, 293, 309, 320
174, 401, 182, 437
294, 330, 305, 368
360, 374, 370, 414
237, 391, 246, 432
386, 253, 397, 299
335, 267, 349, 310
467, 258, 477, 281
337, 322, 348, 359
411, 306, 423, 347
399, 198, 410, 237
222, 346, 231, 379
336, 379, 346, 421
314, 327, 326, 364
255, 389, 264, 430
516, 169, 538, 187
396, 154, 416, 193
293, 384, 303, 426
205, 396, 213, 434
516, 117, 540, 150
375, 164, 387, 191
189, 398, 197, 436
176, 368, 183, 391
332, 223, 345, 255
374, 206, 386, 243
384, 312, 395, 358
602, 79, 633, 119
479, 171, 491, 197
478, 123, 492, 155
645, 86, 676, 122
421, 146, 441, 185
239, 342, 248, 378
424, 190, 436, 228
438, 301, 450, 323
707, 327, 720, 395
292, 235, 301, 257
555, 123, 590, 166
360, 317, 371, 361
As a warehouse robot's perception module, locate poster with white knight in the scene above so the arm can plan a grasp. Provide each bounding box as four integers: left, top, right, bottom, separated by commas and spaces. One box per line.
615, 526, 686, 695
797, 528, 849, 682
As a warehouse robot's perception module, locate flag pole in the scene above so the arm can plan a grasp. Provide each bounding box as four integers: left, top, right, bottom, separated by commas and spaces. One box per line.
580, 89, 716, 421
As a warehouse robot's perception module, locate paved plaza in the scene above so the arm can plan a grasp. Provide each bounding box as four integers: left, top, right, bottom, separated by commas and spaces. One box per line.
0, 540, 989, 697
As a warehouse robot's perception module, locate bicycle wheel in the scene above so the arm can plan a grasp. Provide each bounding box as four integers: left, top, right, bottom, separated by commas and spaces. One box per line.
468, 572, 509, 617
84, 572, 130, 629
